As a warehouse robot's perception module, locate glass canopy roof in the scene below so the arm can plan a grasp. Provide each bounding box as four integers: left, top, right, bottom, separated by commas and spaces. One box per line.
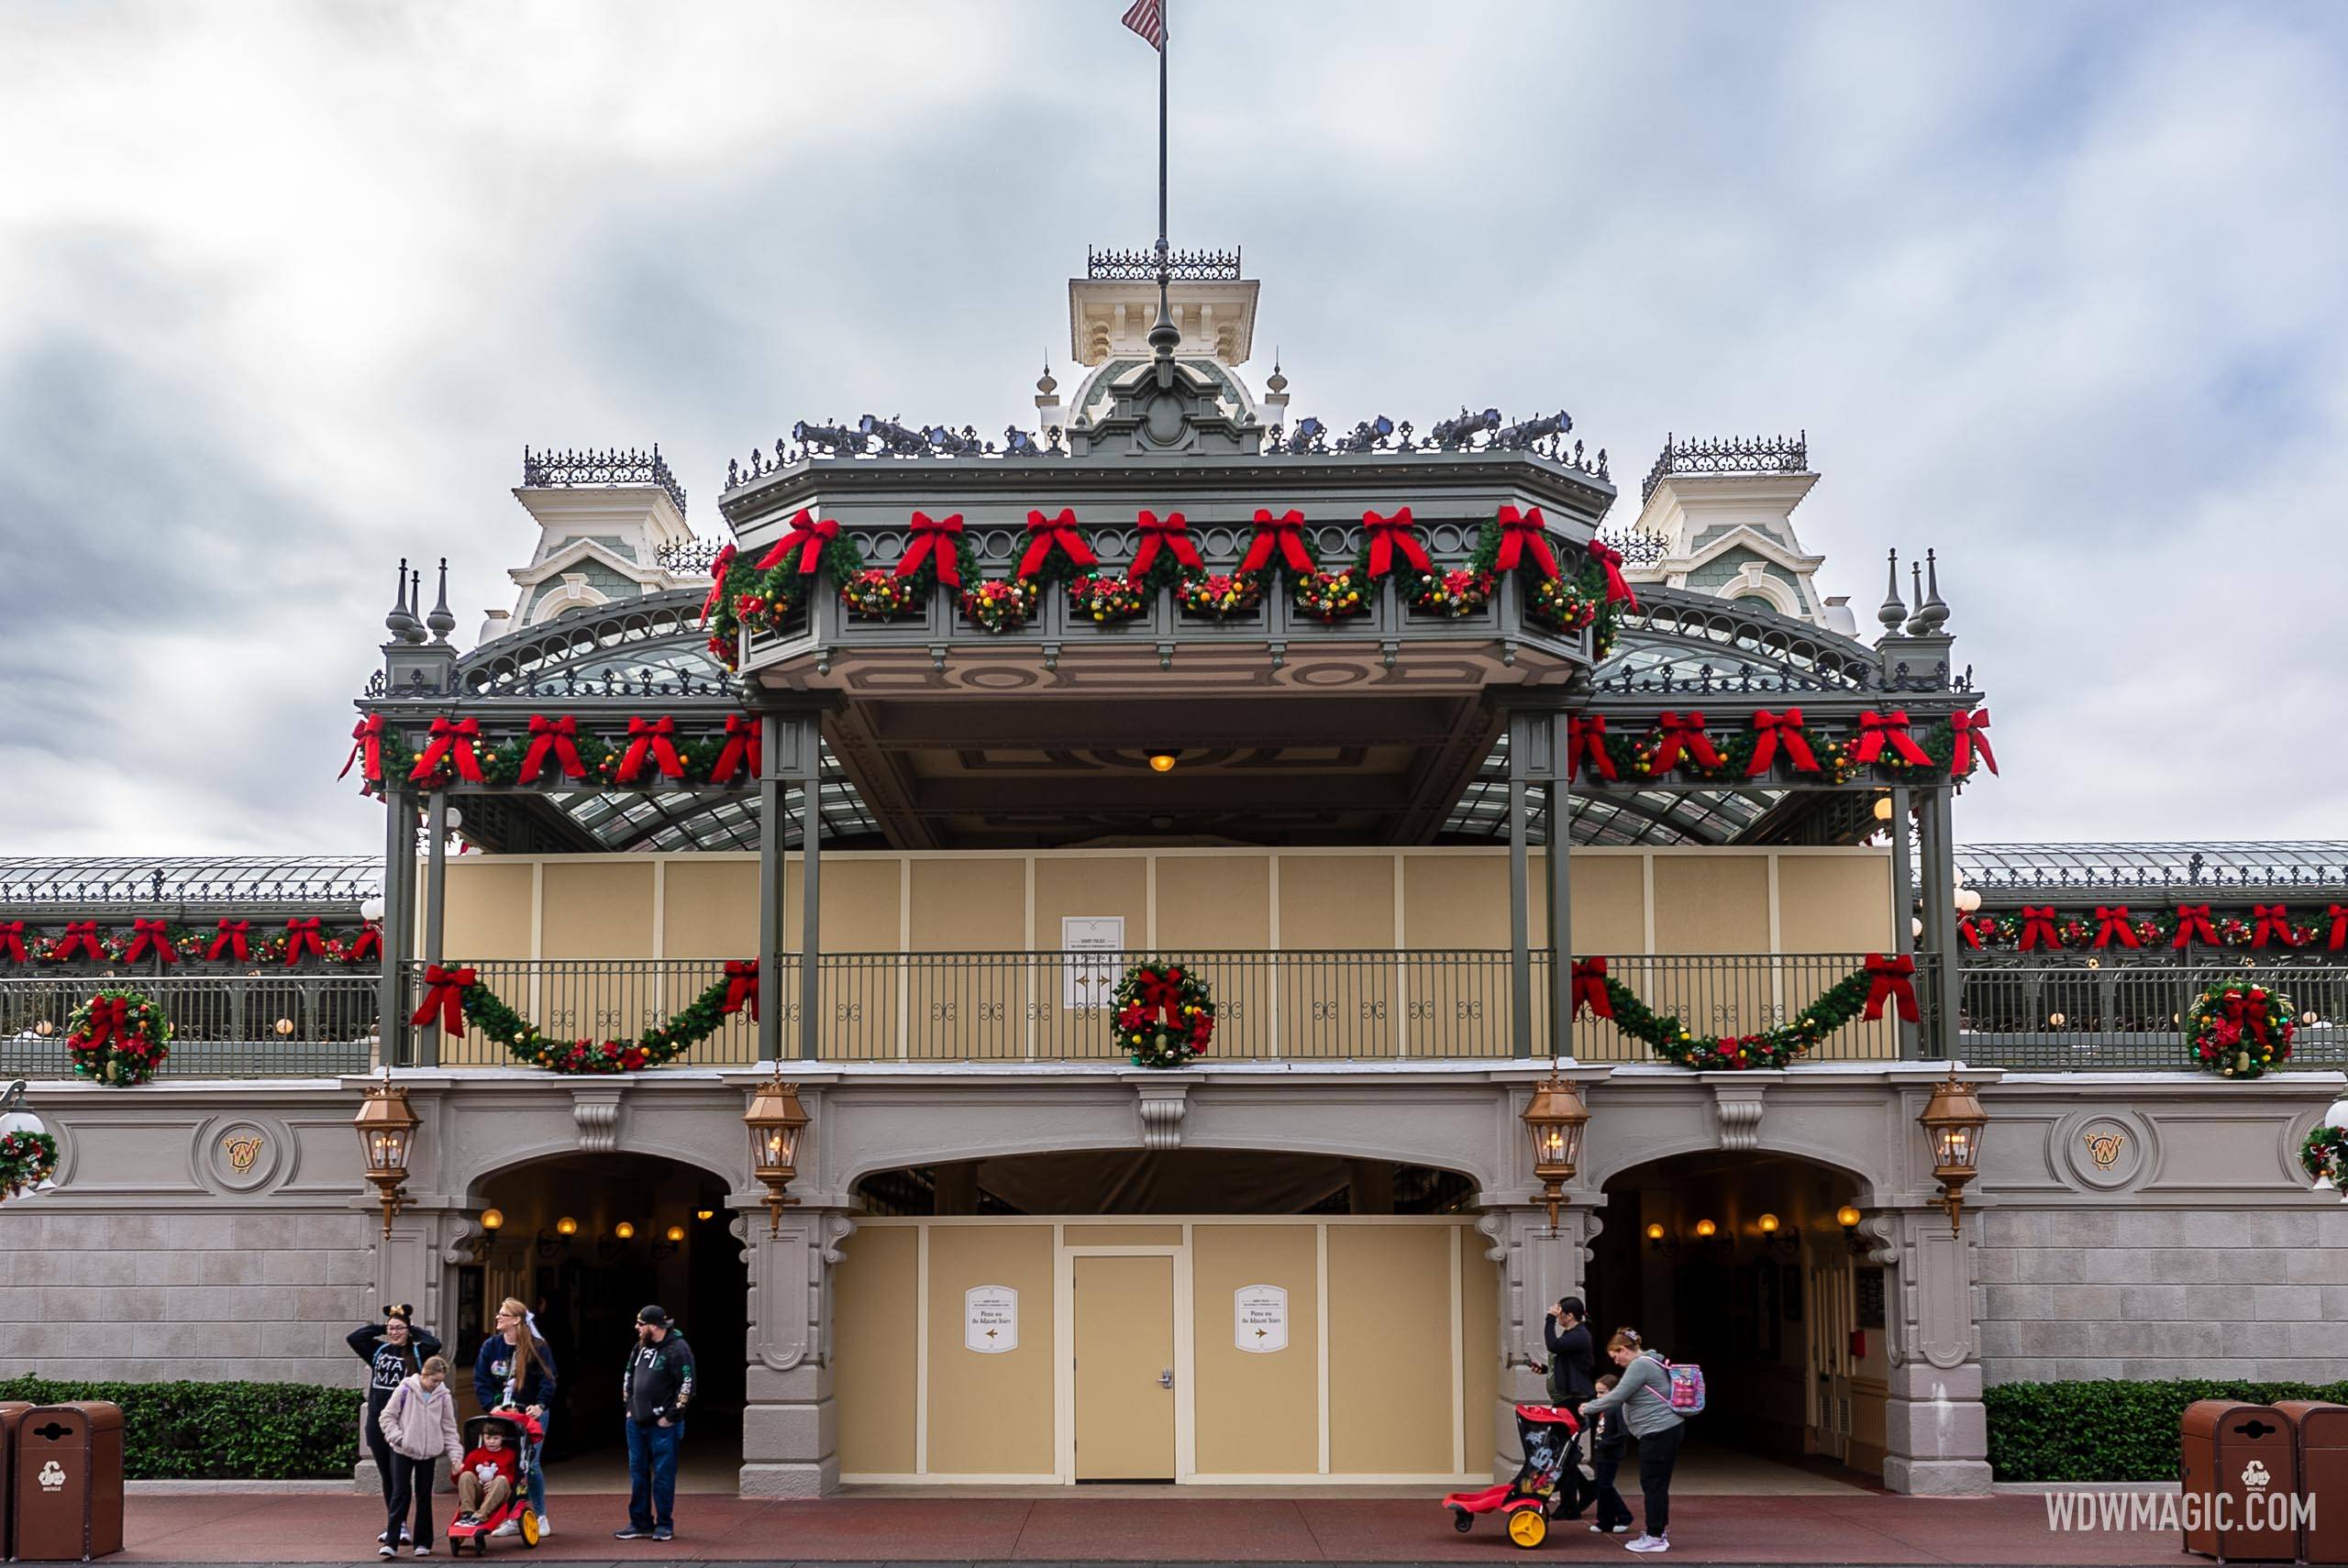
0, 855, 381, 906
1955, 842, 2348, 891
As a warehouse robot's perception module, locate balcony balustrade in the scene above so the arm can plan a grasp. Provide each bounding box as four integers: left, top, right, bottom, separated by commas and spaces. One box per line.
0, 973, 380, 1078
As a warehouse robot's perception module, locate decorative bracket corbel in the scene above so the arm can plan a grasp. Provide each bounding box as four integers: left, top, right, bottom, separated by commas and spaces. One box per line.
1711, 1081, 1767, 1153
570, 1084, 625, 1154
1135, 1082, 1189, 1151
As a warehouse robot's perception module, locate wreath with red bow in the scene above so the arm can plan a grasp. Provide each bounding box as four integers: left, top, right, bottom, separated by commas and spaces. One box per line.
702, 514, 869, 669
410, 959, 761, 1074
2302, 1121, 2348, 1192
1111, 961, 1216, 1069
2186, 979, 2296, 1078
0, 1126, 58, 1198
66, 988, 172, 1087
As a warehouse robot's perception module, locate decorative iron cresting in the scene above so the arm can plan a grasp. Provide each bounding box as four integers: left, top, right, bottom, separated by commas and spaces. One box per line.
1086, 245, 1243, 281
521, 446, 688, 517
1642, 432, 1810, 503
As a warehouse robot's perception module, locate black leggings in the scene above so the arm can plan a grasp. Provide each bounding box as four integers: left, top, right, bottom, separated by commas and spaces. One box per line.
1635, 1422, 1684, 1537
365, 1410, 396, 1510
387, 1454, 436, 1546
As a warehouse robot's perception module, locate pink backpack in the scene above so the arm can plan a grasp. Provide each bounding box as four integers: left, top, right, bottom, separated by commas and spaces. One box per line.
1654, 1353, 1706, 1415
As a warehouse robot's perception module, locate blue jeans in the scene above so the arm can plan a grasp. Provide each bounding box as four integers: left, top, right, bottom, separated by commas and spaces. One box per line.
525, 1408, 549, 1519
626, 1419, 683, 1531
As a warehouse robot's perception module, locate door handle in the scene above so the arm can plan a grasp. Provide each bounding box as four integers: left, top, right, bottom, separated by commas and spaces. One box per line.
1158, 1368, 1174, 1389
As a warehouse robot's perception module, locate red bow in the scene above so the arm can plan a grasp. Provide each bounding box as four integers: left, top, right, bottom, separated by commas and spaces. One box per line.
710, 715, 761, 785
1126, 510, 1204, 581
1650, 712, 1723, 773
1135, 966, 1189, 1021
1493, 504, 1560, 580
1361, 508, 1432, 579
1238, 509, 1314, 576
1566, 714, 1616, 781
282, 918, 326, 966
206, 919, 250, 963
518, 715, 588, 785
1951, 709, 1998, 777
1957, 916, 1984, 950
1016, 509, 1097, 579
722, 958, 759, 1021
53, 922, 107, 962
347, 925, 382, 964
341, 715, 385, 782
1586, 540, 1638, 608
700, 544, 737, 625
2328, 904, 2347, 953
755, 510, 836, 575
81, 996, 132, 1049
1853, 710, 1933, 767
893, 511, 965, 588
124, 917, 178, 966
410, 963, 478, 1034
1861, 953, 1920, 1022
1570, 957, 1613, 1019
2171, 905, 2220, 948
0, 922, 24, 964
2018, 907, 2060, 951
1745, 709, 1821, 777
2252, 904, 2297, 949
410, 717, 484, 783
2092, 907, 2139, 949
617, 717, 687, 784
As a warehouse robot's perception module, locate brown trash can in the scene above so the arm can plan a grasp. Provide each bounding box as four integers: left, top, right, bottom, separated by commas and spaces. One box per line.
8, 1403, 124, 1562
2278, 1400, 2348, 1566
2181, 1400, 2299, 1563
0, 1404, 35, 1560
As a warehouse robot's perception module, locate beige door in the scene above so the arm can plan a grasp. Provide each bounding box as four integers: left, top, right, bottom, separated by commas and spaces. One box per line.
1073, 1254, 1177, 1480
1806, 1255, 1852, 1463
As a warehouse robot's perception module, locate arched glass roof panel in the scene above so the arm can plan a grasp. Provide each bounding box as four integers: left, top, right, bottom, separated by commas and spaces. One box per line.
0, 855, 380, 905
1956, 842, 2348, 892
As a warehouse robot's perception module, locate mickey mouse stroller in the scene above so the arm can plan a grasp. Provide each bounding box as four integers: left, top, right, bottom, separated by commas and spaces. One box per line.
446, 1409, 544, 1554
1442, 1403, 1583, 1549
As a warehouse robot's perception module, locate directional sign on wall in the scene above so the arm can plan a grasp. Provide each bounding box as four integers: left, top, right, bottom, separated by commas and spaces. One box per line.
965, 1284, 1019, 1353
1062, 916, 1124, 1010
1234, 1283, 1289, 1353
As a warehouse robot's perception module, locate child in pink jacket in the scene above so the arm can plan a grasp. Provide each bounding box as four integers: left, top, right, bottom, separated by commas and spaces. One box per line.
375, 1355, 462, 1557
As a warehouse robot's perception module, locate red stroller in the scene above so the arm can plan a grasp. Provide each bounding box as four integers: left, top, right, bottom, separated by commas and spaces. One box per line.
446, 1408, 544, 1554
1443, 1403, 1583, 1549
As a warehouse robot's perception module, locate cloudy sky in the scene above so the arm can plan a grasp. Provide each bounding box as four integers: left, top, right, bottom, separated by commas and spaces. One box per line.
4, 0, 2343, 856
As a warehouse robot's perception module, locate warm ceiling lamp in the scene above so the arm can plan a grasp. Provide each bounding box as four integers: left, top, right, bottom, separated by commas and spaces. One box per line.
665, 1224, 686, 1243
555, 1215, 579, 1237
1757, 1213, 1779, 1234
1873, 794, 1894, 823
1693, 1218, 1718, 1239
695, 1209, 714, 1222
480, 1208, 504, 1232
1836, 1204, 1863, 1231
615, 1220, 636, 1241
1146, 749, 1179, 773
1644, 1221, 1666, 1242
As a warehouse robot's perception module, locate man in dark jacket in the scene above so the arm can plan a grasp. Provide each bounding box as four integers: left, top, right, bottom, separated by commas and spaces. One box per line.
348, 1305, 442, 1546
615, 1305, 694, 1542
1539, 1297, 1596, 1518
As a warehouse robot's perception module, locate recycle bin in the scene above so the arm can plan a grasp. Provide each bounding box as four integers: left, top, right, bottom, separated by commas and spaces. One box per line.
2180, 1400, 2298, 1563
8, 1403, 124, 1562
0, 1404, 34, 1560
2277, 1400, 2348, 1566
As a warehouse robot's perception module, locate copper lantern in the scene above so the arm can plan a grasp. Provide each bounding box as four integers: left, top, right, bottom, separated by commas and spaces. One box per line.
1917, 1074, 1987, 1234
353, 1071, 420, 1236
1520, 1074, 1589, 1233
744, 1069, 809, 1234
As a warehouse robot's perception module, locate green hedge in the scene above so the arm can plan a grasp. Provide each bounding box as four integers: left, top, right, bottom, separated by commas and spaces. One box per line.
0, 1377, 359, 1481
1988, 1379, 2348, 1483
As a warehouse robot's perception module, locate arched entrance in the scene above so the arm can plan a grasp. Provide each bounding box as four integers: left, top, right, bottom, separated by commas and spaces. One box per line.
457, 1153, 749, 1494
1591, 1150, 1886, 1486
835, 1148, 1489, 1486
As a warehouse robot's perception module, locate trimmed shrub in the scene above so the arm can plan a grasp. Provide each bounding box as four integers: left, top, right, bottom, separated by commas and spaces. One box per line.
0, 1376, 358, 1480
1987, 1378, 2348, 1483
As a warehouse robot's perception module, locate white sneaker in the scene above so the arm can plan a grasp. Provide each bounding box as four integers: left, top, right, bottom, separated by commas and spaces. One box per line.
1627, 1534, 1671, 1552
401, 1528, 415, 1545
1591, 1523, 1631, 1534
379, 1547, 395, 1559
535, 1518, 551, 1539
492, 1519, 520, 1538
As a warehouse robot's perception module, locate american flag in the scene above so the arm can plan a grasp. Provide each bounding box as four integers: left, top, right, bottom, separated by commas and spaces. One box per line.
1121, 0, 1164, 50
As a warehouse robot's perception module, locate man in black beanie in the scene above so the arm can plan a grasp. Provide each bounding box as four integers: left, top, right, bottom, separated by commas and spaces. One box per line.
615, 1305, 693, 1542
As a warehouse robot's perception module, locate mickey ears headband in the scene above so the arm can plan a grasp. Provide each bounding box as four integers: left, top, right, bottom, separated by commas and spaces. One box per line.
383, 1302, 415, 1320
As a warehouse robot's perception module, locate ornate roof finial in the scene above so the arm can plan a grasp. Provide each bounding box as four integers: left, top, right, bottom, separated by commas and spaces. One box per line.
1036, 360, 1058, 397
404, 567, 427, 644
1265, 350, 1288, 395
1877, 547, 1909, 633
385, 558, 418, 641
426, 557, 457, 644
1918, 547, 1951, 632
1904, 560, 1930, 635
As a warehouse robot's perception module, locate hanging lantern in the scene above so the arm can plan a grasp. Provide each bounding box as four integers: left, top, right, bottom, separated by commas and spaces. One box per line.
1519, 1074, 1589, 1233
1917, 1074, 1988, 1234
744, 1068, 810, 1235
352, 1070, 420, 1237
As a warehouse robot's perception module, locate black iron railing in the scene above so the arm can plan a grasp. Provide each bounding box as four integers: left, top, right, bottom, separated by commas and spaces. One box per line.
1952, 964, 2347, 1070
0, 975, 379, 1078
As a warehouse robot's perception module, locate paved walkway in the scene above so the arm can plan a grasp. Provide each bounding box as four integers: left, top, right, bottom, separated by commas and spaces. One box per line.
116, 1490, 2197, 1565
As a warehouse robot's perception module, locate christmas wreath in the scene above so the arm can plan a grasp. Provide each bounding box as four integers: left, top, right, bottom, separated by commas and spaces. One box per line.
1571, 955, 1913, 1071
0, 1125, 57, 1198
1069, 573, 1150, 624
1178, 569, 1264, 620
2302, 1121, 2348, 1193
1407, 566, 1495, 618
2185, 978, 2296, 1078
962, 577, 1039, 633
1466, 508, 1632, 655
410, 960, 759, 1075
1292, 568, 1368, 623
1111, 961, 1216, 1068
702, 512, 868, 670
67, 988, 172, 1086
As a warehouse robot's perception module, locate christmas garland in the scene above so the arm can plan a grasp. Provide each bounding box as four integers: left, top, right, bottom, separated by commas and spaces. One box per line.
962, 577, 1040, 633
1178, 569, 1265, 621
2303, 1122, 2348, 1191
1571, 954, 1915, 1070
2185, 978, 2296, 1078
1069, 573, 1150, 624
1, 918, 382, 968
1960, 904, 2340, 955
1567, 709, 1992, 786
373, 713, 764, 791
1111, 960, 1216, 1068
0, 1127, 58, 1198
1466, 510, 1628, 656
702, 510, 870, 670
67, 988, 172, 1087
410, 959, 759, 1075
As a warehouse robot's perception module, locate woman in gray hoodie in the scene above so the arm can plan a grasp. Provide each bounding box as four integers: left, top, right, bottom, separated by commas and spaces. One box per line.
1574, 1329, 1684, 1554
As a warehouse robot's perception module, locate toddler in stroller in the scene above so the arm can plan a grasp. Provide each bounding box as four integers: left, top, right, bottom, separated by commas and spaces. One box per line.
1442, 1403, 1583, 1549
447, 1410, 544, 1554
